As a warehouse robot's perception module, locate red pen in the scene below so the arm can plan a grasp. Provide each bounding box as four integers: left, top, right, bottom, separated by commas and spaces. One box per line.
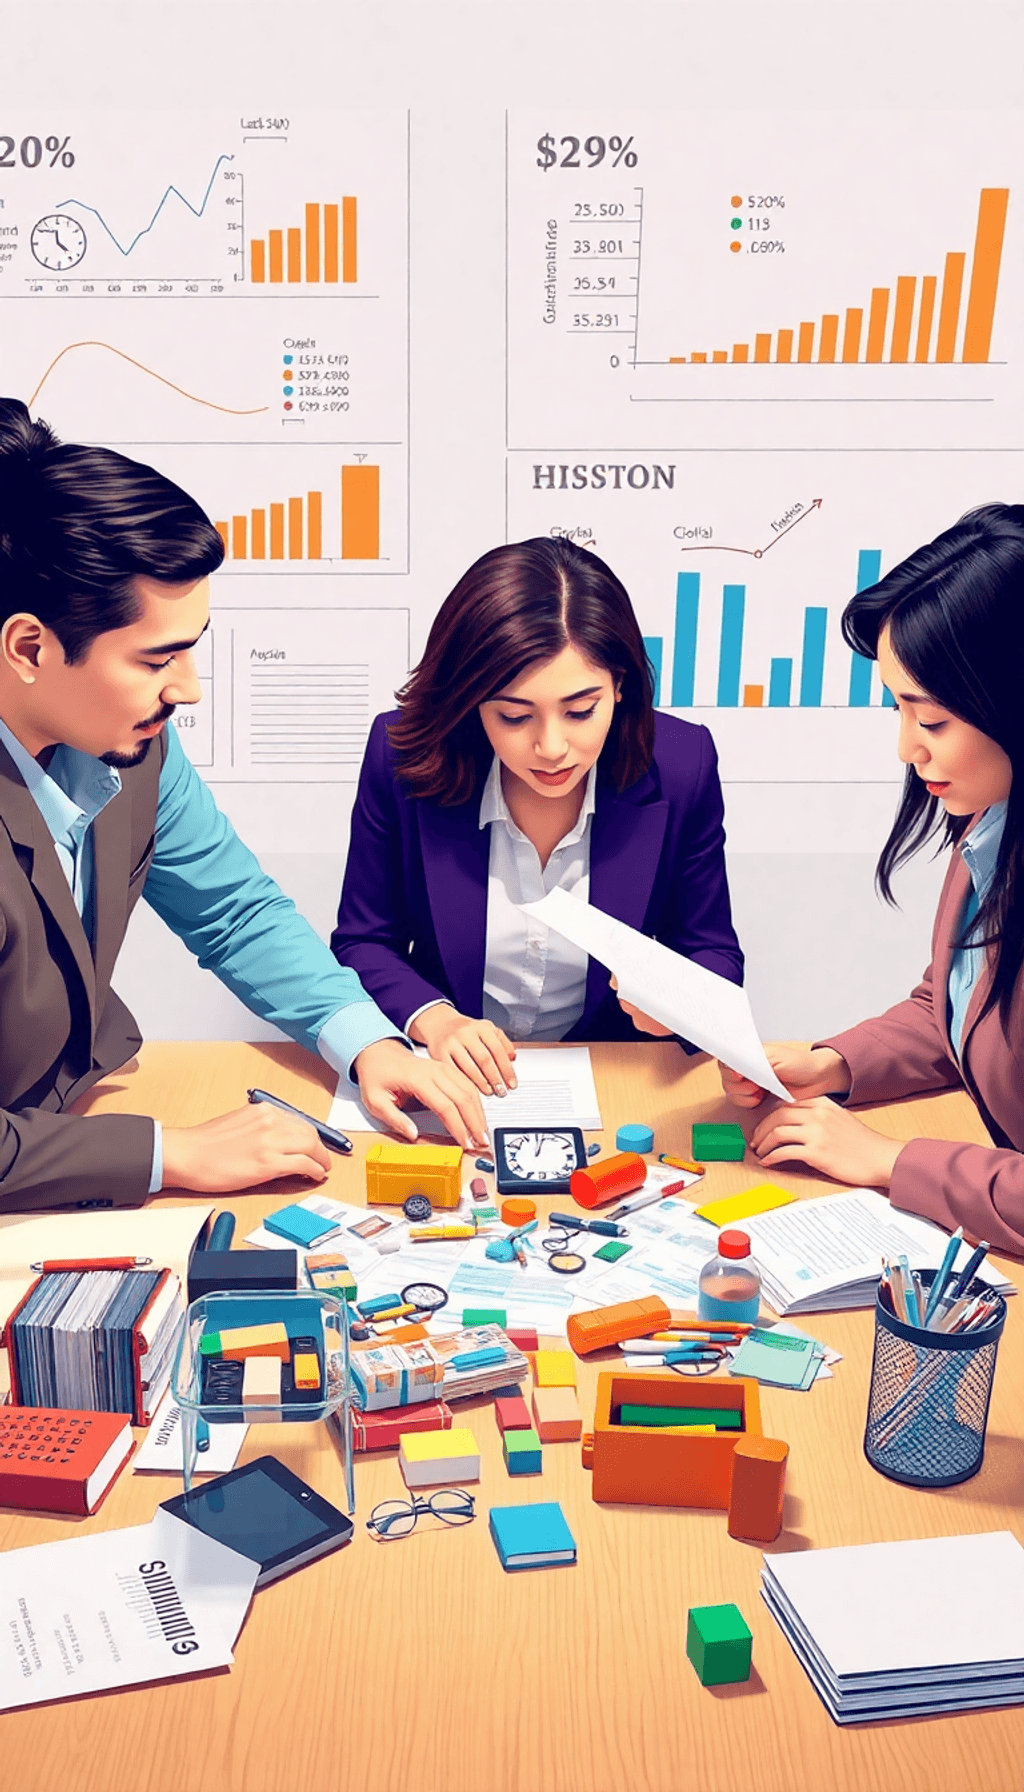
30, 1256, 153, 1272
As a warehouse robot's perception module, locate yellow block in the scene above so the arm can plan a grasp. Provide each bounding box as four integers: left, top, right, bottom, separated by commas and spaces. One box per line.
221, 1322, 290, 1362
399, 1426, 477, 1462
293, 1353, 320, 1390
534, 1350, 577, 1389
695, 1182, 796, 1228
365, 1141, 463, 1209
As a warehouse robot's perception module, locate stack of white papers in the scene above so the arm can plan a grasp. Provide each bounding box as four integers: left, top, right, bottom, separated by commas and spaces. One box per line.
763, 1532, 1024, 1723
329, 1043, 602, 1135
742, 1188, 1013, 1315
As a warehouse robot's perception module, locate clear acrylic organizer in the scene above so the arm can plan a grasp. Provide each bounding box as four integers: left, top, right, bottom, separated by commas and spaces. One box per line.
171, 1289, 353, 1505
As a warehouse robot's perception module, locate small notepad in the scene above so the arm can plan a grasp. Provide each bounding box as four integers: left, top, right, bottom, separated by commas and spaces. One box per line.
730, 1327, 824, 1390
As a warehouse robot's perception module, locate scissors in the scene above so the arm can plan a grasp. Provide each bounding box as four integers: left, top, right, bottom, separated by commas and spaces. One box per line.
664, 1342, 731, 1376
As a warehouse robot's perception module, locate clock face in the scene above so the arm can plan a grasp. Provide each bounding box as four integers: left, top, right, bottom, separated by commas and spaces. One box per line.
31, 213, 87, 270
494, 1127, 586, 1194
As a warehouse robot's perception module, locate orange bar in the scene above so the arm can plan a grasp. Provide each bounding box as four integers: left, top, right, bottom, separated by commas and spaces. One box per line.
307, 491, 323, 559
819, 315, 839, 363
742, 685, 764, 708
842, 308, 863, 363
668, 356, 687, 364
341, 465, 379, 559
251, 509, 266, 559
231, 516, 247, 560
866, 288, 889, 363
269, 503, 285, 559
342, 196, 357, 283
936, 252, 965, 362
268, 230, 283, 283
305, 203, 320, 283
963, 189, 1009, 363
797, 323, 814, 362
324, 204, 339, 283
776, 329, 793, 363
689, 352, 707, 363
215, 521, 229, 554
712, 350, 728, 364
288, 496, 304, 558
915, 275, 937, 361
732, 343, 749, 363
754, 334, 771, 363
890, 277, 916, 363
250, 240, 266, 284
287, 228, 302, 283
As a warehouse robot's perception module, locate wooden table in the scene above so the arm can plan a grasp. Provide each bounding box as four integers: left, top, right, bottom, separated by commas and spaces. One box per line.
4, 1040, 1023, 1792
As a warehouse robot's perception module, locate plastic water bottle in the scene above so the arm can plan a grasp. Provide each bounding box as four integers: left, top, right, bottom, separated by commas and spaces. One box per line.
697, 1228, 761, 1325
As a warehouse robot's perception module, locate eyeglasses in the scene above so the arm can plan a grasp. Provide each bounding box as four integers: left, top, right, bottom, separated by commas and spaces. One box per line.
366, 1488, 476, 1540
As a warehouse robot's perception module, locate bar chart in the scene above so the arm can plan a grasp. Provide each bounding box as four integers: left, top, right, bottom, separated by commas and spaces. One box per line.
250, 198, 358, 285
214, 466, 381, 563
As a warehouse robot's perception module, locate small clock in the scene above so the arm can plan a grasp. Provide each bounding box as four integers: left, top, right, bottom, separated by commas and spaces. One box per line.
493, 1126, 587, 1196
30, 213, 87, 271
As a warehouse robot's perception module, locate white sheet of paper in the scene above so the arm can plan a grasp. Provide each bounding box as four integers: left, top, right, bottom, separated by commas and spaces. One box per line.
328, 1044, 602, 1135
0, 1505, 257, 1710
133, 1390, 248, 1476
520, 888, 792, 1102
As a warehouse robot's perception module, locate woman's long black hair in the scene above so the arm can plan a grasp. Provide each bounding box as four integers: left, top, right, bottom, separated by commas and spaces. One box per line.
842, 502, 1024, 1033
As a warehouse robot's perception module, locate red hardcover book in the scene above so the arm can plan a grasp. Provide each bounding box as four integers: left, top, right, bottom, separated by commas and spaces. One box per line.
0, 1407, 135, 1516
350, 1398, 453, 1453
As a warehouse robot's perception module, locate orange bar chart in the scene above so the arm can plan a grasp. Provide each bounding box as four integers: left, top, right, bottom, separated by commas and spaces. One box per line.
341, 466, 380, 559
250, 198, 359, 284
214, 468, 380, 562
668, 187, 1009, 366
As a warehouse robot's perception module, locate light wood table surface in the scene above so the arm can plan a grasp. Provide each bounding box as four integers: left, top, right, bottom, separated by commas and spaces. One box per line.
4, 1040, 1023, 1792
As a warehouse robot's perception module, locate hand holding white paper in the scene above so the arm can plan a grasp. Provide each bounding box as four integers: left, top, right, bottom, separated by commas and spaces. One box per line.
519, 888, 793, 1104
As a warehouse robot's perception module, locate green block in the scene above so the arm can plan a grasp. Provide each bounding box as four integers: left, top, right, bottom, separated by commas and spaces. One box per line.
503, 1427, 542, 1475
618, 1405, 741, 1429
463, 1307, 507, 1328
692, 1122, 745, 1162
594, 1240, 631, 1263
199, 1332, 222, 1357
686, 1604, 753, 1686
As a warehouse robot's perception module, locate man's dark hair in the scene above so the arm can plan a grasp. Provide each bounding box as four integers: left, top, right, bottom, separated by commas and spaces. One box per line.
0, 397, 224, 663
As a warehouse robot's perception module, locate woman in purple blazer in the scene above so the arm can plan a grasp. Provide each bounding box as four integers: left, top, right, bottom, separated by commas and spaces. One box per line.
725, 503, 1024, 1255
332, 537, 743, 1097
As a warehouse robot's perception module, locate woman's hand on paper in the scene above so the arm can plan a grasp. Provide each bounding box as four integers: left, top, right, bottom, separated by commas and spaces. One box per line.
720, 1045, 852, 1108
609, 974, 674, 1038
354, 1038, 489, 1150
407, 1002, 517, 1097
749, 1096, 904, 1188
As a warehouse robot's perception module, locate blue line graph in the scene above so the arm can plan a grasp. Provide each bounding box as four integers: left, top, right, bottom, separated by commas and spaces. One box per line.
56, 153, 234, 258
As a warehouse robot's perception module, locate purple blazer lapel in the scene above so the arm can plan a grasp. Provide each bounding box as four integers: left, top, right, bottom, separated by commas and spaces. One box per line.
417, 800, 489, 1017
581, 785, 669, 1028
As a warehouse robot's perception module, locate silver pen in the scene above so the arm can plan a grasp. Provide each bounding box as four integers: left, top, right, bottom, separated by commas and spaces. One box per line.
607, 1187, 672, 1221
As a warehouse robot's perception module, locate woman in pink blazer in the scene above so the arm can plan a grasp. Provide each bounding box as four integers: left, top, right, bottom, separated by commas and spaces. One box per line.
724, 503, 1024, 1254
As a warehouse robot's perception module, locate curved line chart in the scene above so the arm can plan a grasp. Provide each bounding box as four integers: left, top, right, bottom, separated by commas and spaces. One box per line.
28, 341, 269, 416
54, 153, 234, 258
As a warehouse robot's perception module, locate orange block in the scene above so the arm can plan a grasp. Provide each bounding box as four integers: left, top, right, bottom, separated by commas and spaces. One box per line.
567, 1296, 671, 1357
727, 1435, 788, 1542
293, 1352, 321, 1390
569, 1151, 645, 1210
221, 1322, 290, 1362
532, 1386, 583, 1442
591, 1371, 761, 1509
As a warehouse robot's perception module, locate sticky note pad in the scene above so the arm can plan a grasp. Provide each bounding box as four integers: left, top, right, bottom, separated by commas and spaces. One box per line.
532, 1386, 583, 1443
293, 1352, 320, 1390
594, 1239, 631, 1263
463, 1308, 507, 1328
399, 1426, 480, 1487
534, 1351, 576, 1389
696, 1182, 795, 1228
691, 1123, 745, 1163
242, 1355, 282, 1405
503, 1428, 542, 1475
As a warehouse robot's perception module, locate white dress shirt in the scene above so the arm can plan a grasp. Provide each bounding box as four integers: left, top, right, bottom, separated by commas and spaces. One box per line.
478, 754, 596, 1042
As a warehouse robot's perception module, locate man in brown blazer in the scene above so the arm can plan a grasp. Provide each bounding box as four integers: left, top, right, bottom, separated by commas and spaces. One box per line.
0, 401, 486, 1213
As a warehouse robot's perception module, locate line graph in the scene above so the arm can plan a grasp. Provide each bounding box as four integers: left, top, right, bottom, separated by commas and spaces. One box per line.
55, 153, 236, 259
28, 341, 269, 416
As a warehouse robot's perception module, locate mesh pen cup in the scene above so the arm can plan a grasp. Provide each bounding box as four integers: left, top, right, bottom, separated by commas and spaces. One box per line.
864, 1271, 1005, 1488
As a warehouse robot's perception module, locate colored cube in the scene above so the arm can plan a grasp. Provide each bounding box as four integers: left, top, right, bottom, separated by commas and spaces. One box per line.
534, 1350, 576, 1389
202, 1321, 291, 1362
399, 1426, 480, 1488
242, 1354, 282, 1406
686, 1604, 753, 1686
594, 1239, 631, 1263
532, 1386, 583, 1443
365, 1141, 463, 1209
503, 1427, 542, 1475
507, 1326, 538, 1352
494, 1393, 532, 1434
691, 1123, 745, 1163
293, 1352, 320, 1390
463, 1308, 507, 1328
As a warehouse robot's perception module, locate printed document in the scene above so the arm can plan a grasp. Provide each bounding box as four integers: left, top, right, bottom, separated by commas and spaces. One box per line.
519, 888, 791, 1101
329, 1042, 602, 1134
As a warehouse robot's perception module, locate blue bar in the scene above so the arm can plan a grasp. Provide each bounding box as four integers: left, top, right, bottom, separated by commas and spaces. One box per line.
671, 573, 699, 707
768, 658, 792, 707
717, 585, 745, 707
849, 549, 882, 706
799, 607, 827, 707
643, 636, 663, 707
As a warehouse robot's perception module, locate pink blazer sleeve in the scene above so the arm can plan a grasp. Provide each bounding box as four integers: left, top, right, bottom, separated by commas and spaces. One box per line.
817, 959, 964, 1107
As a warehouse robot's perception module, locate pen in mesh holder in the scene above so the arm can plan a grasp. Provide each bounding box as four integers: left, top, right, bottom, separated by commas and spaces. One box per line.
864, 1270, 1005, 1488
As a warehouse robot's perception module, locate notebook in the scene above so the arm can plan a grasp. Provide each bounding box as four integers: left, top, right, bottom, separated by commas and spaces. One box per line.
0, 1407, 134, 1516
729, 1327, 825, 1389
488, 1501, 577, 1571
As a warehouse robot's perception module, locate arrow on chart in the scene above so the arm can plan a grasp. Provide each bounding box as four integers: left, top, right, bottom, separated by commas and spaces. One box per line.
681, 497, 823, 559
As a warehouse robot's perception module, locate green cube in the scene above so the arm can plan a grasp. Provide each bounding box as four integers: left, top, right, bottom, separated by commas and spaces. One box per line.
692, 1123, 745, 1163
594, 1240, 631, 1263
686, 1604, 753, 1686
463, 1307, 507, 1328
199, 1332, 222, 1357
503, 1427, 542, 1475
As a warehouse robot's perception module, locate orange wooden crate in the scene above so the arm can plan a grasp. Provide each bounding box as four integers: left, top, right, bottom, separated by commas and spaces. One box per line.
591, 1371, 762, 1509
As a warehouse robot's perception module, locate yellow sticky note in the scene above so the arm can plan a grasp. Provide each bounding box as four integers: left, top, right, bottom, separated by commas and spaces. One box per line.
695, 1182, 796, 1228
534, 1350, 577, 1389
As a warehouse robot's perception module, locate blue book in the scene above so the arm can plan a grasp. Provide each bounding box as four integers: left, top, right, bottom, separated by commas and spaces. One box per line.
264, 1205, 339, 1249
488, 1501, 577, 1572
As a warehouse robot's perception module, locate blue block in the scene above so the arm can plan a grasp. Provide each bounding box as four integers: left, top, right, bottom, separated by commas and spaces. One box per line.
616, 1123, 654, 1153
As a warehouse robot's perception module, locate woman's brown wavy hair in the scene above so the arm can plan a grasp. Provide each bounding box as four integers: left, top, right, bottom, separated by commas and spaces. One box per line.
388, 537, 656, 804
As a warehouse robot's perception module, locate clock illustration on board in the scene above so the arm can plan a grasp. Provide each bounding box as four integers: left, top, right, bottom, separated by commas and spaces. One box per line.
30, 214, 87, 271
493, 1127, 587, 1195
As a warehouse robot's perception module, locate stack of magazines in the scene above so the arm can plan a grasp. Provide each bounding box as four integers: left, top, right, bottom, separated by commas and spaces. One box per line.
762, 1531, 1024, 1722
7, 1268, 184, 1423
431, 1326, 529, 1401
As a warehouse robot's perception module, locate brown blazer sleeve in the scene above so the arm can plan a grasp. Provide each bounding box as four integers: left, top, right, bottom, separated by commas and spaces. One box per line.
886, 1137, 1024, 1259
0, 1105, 155, 1212
817, 959, 965, 1106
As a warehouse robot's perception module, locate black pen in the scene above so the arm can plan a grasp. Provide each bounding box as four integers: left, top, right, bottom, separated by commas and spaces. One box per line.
247, 1087, 353, 1154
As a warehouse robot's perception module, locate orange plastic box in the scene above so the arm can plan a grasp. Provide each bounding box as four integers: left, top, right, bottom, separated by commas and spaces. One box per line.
566, 1295, 671, 1357
590, 1371, 762, 1509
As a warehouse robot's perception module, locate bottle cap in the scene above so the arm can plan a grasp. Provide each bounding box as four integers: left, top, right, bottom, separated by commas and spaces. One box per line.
718, 1228, 751, 1259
